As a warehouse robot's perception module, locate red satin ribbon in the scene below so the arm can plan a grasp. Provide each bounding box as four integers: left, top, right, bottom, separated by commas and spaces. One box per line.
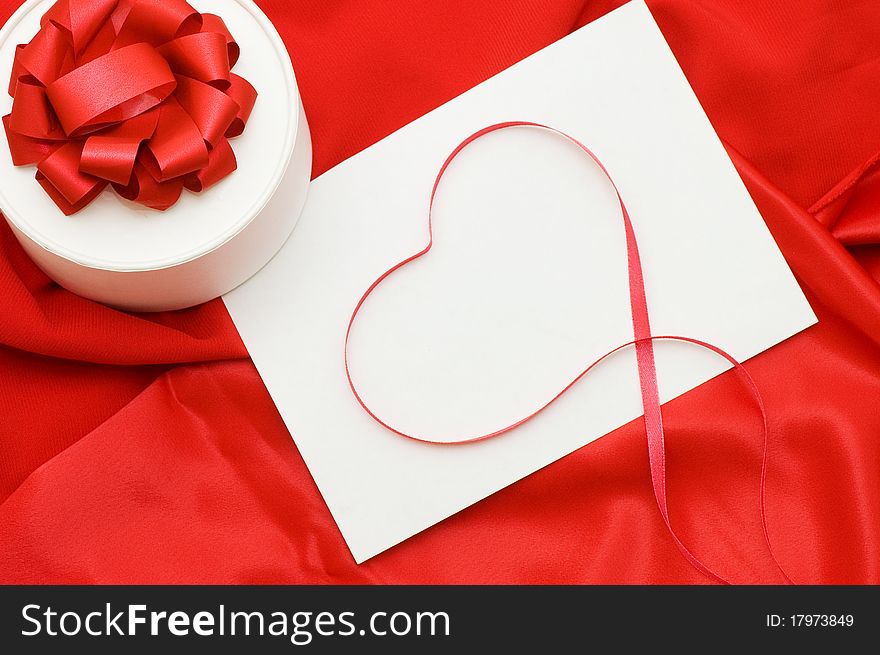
345, 122, 794, 584
3, 0, 257, 215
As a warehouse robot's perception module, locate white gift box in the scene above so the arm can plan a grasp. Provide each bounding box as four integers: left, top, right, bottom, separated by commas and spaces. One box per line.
0, 0, 311, 311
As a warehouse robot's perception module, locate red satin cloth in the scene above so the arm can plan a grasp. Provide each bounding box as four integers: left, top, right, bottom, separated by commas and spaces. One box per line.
1, 0, 878, 584
3, 0, 257, 214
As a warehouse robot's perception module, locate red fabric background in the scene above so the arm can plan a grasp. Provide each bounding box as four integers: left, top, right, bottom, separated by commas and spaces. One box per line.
1, 0, 879, 584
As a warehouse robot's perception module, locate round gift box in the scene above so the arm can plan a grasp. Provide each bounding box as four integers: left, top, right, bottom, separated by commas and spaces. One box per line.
0, 0, 311, 311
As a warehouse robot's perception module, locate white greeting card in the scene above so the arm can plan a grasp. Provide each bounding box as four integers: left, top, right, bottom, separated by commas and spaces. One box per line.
223, 0, 817, 563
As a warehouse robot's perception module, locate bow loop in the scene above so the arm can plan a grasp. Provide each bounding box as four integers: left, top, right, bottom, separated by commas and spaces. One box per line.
68, 0, 118, 56
174, 76, 240, 147
201, 14, 240, 67
114, 0, 201, 47
17, 20, 73, 86
46, 43, 177, 136
8, 80, 66, 140
225, 74, 257, 138
158, 32, 231, 89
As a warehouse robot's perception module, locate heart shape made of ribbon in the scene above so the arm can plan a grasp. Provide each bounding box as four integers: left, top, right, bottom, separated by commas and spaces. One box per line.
345, 122, 795, 584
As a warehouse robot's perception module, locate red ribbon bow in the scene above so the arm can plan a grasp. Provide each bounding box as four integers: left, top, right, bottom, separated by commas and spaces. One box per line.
3, 0, 258, 215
